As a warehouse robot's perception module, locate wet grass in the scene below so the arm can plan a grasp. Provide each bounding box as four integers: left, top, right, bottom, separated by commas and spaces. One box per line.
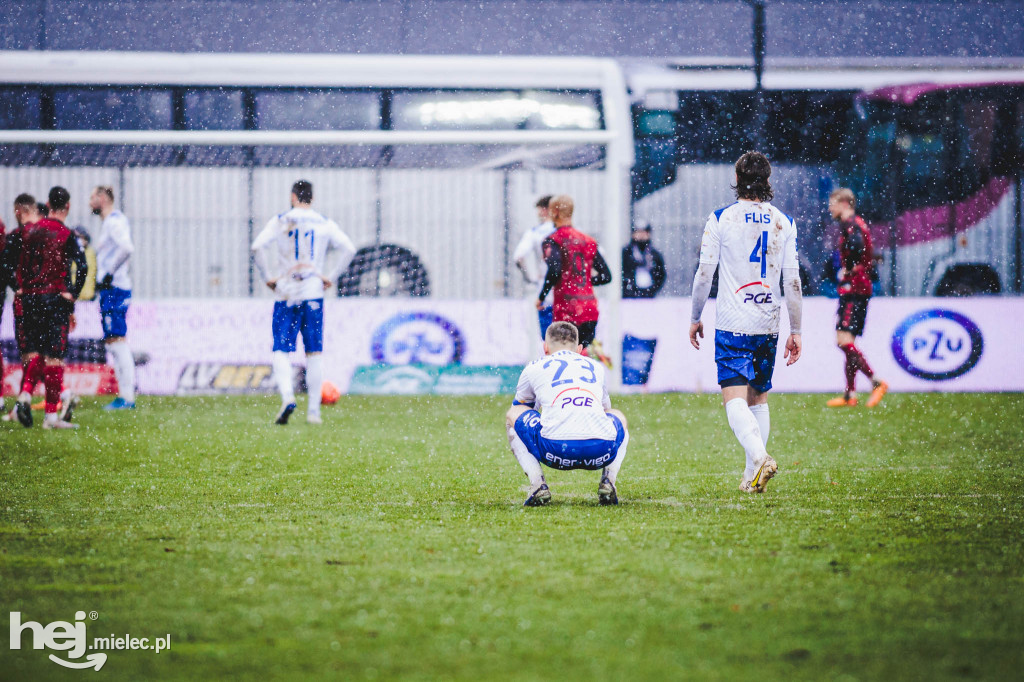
2, 393, 1023, 680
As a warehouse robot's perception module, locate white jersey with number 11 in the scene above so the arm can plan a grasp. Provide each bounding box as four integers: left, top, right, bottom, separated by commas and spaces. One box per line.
251, 207, 356, 304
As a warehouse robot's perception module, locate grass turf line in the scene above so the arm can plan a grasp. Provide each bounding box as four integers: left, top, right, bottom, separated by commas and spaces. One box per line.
1, 393, 1023, 680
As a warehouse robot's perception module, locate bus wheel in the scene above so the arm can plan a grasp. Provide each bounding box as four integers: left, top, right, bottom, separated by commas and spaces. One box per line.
935, 265, 1001, 296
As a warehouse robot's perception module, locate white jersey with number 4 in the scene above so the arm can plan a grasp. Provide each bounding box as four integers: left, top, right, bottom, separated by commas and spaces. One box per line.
514, 349, 615, 441
251, 207, 356, 304
698, 199, 799, 335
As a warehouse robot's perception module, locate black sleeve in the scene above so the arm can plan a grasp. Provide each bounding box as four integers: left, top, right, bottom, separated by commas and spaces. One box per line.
0, 231, 21, 290
621, 246, 635, 297
590, 250, 612, 287
651, 248, 667, 294
65, 235, 88, 299
537, 238, 562, 302
843, 227, 865, 270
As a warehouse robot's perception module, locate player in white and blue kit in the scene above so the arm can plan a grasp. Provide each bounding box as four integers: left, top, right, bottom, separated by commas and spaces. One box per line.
505, 321, 629, 506
512, 195, 555, 339
689, 152, 803, 494
90, 185, 137, 410
251, 180, 356, 425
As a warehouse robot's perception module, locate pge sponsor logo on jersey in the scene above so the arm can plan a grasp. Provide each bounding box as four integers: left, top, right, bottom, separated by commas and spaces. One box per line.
557, 387, 597, 409
736, 282, 773, 304
891, 309, 984, 381
371, 312, 465, 366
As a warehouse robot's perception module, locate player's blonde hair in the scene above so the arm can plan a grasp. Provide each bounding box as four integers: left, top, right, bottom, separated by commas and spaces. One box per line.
830, 187, 856, 209
545, 321, 579, 349
549, 195, 574, 219
93, 185, 114, 202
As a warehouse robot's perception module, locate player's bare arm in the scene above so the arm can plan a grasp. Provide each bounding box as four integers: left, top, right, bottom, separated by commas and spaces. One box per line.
783, 266, 802, 366
785, 333, 802, 365
689, 321, 704, 350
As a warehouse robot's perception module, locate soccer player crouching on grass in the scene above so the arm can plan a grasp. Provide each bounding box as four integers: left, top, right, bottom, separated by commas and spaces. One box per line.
505, 321, 628, 506
689, 152, 802, 493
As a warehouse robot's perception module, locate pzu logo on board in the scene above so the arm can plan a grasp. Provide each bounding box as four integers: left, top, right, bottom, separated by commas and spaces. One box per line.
891, 309, 984, 381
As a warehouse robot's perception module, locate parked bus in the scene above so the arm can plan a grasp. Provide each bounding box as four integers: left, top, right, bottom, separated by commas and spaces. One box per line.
627, 58, 1024, 296
1, 52, 1022, 299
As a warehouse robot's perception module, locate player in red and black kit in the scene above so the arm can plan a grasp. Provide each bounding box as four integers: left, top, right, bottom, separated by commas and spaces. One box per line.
826, 188, 888, 408
2, 186, 88, 429
536, 195, 613, 366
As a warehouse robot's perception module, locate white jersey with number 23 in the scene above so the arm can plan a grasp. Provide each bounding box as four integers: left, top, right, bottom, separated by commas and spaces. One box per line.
514, 349, 615, 442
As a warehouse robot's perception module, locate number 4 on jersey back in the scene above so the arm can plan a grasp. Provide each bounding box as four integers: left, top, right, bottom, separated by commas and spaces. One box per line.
749, 230, 768, 279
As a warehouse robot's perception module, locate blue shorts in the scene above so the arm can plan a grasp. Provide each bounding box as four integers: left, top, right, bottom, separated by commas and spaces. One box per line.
538, 305, 554, 340
715, 330, 779, 393
99, 287, 131, 339
272, 299, 324, 353
514, 409, 626, 471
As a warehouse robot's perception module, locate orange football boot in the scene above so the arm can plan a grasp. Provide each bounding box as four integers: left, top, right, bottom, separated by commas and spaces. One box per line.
866, 380, 889, 408
826, 394, 858, 407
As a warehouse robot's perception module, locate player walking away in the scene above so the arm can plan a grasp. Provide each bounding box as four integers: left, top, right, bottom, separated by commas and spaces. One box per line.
689, 152, 802, 494
826, 188, 888, 408
505, 321, 629, 506
89, 185, 137, 410
536, 195, 614, 367
252, 180, 356, 426
5, 187, 88, 429
512, 195, 555, 339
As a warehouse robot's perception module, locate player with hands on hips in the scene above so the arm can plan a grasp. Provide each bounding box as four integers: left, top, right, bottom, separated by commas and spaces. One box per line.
251, 180, 356, 426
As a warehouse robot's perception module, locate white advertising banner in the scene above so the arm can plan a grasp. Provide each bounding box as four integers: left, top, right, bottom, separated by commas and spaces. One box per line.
2, 297, 1021, 395
621, 297, 1022, 393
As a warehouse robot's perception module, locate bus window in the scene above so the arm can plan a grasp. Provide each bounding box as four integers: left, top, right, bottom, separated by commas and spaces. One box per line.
54, 88, 172, 129
676, 92, 753, 162
897, 130, 946, 210
392, 89, 599, 131
520, 90, 601, 130
184, 89, 245, 130
632, 108, 677, 199
393, 90, 526, 130
763, 92, 854, 164
254, 89, 381, 130
0, 87, 41, 129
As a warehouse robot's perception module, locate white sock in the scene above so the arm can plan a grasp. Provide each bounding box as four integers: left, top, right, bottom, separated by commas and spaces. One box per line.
507, 425, 545, 487
272, 351, 296, 406
749, 403, 770, 446
603, 430, 629, 485
108, 342, 136, 403
305, 354, 323, 417
725, 398, 768, 475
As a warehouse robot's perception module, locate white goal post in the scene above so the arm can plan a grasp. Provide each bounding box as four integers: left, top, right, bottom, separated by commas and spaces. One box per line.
0, 52, 634, 379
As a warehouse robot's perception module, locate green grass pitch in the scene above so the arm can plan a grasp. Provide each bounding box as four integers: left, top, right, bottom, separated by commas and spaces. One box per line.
2, 393, 1023, 680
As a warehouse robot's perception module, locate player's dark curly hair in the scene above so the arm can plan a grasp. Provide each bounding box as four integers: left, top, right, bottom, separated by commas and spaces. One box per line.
732, 151, 773, 202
